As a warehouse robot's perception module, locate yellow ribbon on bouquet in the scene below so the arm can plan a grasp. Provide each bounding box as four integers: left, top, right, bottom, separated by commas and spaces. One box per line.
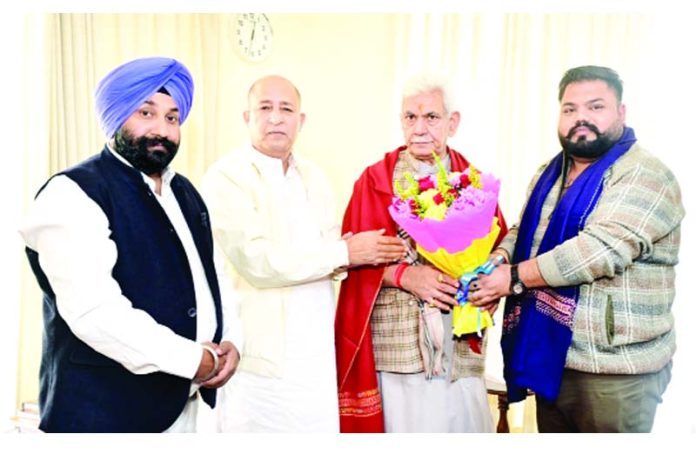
416, 219, 501, 337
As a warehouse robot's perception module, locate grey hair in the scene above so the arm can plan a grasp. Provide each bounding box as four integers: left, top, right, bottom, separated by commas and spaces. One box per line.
401, 73, 456, 114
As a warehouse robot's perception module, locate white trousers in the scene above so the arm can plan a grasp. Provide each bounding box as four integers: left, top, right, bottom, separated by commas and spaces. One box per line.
378, 372, 494, 432
377, 311, 494, 433
163, 394, 199, 433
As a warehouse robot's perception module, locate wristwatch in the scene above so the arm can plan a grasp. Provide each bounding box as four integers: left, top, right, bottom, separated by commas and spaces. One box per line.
509, 264, 527, 295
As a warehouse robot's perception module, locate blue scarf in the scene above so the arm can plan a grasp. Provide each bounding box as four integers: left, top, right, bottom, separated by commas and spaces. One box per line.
501, 127, 637, 402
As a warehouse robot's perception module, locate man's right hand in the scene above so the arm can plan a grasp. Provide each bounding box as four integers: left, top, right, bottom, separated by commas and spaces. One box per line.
346, 229, 407, 267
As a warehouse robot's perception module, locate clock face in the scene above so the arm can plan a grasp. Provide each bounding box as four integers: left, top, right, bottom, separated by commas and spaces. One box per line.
234, 13, 273, 62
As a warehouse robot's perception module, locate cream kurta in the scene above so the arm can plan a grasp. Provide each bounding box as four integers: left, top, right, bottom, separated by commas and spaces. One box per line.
202, 145, 348, 432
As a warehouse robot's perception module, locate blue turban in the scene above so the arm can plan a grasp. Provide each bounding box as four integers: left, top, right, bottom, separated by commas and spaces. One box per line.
95, 57, 194, 138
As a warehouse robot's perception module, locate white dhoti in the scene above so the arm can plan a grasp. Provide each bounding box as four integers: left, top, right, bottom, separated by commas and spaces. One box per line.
377, 312, 494, 433
216, 358, 339, 433
216, 277, 340, 433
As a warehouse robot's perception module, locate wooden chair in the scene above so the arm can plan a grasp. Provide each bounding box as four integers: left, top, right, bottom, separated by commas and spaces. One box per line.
485, 376, 511, 433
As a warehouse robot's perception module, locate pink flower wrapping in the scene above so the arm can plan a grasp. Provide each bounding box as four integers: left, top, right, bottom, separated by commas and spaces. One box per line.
388, 154, 502, 337
388, 157, 500, 253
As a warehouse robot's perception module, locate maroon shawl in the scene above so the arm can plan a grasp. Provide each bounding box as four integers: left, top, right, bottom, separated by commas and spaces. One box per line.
335, 146, 507, 432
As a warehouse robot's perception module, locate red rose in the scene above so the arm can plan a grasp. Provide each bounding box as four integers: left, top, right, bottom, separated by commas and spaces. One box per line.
460, 174, 471, 188
433, 193, 444, 205
418, 176, 435, 191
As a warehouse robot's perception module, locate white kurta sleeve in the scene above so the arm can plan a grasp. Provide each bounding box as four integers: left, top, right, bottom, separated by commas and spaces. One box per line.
202, 159, 349, 289
19, 175, 203, 379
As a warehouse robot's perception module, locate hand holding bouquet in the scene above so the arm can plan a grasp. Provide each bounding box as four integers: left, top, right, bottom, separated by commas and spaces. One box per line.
388, 153, 502, 346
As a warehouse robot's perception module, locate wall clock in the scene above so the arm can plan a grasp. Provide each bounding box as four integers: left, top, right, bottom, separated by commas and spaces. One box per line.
233, 13, 273, 63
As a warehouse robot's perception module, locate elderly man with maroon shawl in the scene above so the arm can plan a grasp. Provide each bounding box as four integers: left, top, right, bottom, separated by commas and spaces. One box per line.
335, 74, 507, 432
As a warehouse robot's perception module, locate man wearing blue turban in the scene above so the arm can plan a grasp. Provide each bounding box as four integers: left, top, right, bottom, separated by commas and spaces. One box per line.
20, 57, 243, 432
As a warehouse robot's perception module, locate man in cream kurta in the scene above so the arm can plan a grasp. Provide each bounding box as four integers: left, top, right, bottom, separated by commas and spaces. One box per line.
202, 75, 405, 432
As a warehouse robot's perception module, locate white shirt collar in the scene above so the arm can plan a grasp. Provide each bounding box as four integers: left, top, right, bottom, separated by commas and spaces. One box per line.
247, 143, 297, 183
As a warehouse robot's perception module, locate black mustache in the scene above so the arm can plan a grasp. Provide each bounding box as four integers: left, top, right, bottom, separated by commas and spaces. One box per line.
141, 136, 177, 150
567, 121, 601, 139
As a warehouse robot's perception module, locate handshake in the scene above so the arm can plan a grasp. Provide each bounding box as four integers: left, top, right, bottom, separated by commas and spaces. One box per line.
193, 341, 240, 389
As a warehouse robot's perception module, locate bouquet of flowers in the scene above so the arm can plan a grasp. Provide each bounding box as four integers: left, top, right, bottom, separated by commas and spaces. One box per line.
388, 153, 502, 347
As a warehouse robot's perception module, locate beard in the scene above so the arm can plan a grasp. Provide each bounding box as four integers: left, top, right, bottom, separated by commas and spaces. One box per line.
558, 121, 622, 160
113, 128, 179, 175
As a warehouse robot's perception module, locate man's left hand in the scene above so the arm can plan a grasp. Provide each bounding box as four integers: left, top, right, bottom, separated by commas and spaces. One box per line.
201, 340, 240, 389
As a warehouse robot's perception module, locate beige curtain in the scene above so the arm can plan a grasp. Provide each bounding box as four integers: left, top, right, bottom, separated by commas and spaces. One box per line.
43, 13, 238, 181
393, 13, 656, 220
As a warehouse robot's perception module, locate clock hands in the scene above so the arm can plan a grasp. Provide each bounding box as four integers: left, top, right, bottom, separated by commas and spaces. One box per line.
249, 15, 258, 50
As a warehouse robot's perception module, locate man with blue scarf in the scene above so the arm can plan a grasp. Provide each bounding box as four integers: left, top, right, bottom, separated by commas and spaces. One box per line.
469, 65, 683, 432
20, 57, 243, 432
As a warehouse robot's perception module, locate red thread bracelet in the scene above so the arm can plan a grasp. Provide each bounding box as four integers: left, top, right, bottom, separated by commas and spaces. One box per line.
393, 263, 409, 289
